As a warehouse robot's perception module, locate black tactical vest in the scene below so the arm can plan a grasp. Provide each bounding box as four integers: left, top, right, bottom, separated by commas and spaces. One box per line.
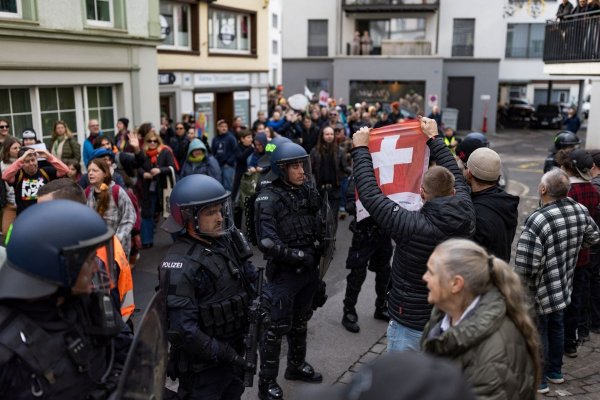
161, 236, 250, 340
267, 184, 321, 247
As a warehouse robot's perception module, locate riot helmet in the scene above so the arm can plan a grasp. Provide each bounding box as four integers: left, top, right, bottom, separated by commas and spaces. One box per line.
270, 142, 311, 186
455, 132, 490, 163
0, 200, 114, 300
162, 174, 233, 237
257, 135, 292, 170
552, 131, 581, 151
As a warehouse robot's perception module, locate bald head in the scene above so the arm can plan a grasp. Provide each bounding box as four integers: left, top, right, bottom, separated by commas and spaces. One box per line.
541, 168, 570, 200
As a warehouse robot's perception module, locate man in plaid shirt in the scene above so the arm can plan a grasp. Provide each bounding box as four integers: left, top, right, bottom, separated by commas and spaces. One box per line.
515, 168, 599, 393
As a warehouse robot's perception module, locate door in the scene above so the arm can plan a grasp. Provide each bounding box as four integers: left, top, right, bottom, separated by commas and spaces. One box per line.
447, 77, 474, 131
160, 95, 173, 120
216, 92, 234, 127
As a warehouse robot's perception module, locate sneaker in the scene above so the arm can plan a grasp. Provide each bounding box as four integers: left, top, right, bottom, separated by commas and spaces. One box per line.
546, 372, 565, 384
537, 383, 550, 394
564, 344, 578, 358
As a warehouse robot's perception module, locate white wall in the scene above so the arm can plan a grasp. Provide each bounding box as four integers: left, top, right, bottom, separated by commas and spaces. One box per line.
269, 0, 283, 85
282, 0, 338, 58
586, 79, 600, 149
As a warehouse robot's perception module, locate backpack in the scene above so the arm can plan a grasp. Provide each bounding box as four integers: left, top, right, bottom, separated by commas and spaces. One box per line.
85, 185, 141, 231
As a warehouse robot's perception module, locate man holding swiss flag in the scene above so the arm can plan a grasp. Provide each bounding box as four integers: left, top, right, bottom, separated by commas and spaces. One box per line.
351, 116, 475, 352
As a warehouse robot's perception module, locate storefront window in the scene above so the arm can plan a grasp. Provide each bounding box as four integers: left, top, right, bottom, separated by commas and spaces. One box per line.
0, 88, 33, 137
159, 1, 191, 50
39, 87, 77, 145
208, 8, 252, 54
86, 86, 115, 138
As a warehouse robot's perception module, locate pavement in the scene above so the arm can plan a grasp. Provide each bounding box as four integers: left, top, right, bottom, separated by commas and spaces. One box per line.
131, 127, 600, 400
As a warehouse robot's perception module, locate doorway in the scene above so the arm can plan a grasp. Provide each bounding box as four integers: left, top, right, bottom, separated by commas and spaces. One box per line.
216, 92, 234, 126
160, 95, 174, 121
447, 77, 474, 131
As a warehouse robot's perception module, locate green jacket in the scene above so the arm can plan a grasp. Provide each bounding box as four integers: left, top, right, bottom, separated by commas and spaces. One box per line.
421, 288, 536, 400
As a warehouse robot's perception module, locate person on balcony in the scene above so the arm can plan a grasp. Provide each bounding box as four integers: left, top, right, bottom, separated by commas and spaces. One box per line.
360, 31, 372, 55
557, 0, 574, 19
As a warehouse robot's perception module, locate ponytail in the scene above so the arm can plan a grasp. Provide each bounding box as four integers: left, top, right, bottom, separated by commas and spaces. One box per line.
489, 256, 542, 389
96, 182, 110, 217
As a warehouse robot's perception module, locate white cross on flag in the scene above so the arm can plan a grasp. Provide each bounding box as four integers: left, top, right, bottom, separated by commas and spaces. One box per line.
356, 120, 430, 221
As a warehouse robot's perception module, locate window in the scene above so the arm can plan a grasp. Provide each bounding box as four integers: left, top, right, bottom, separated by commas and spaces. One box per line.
506, 23, 545, 58
272, 40, 278, 55
306, 79, 329, 95
356, 18, 426, 55
39, 88, 77, 145
208, 8, 253, 54
0, 88, 32, 137
86, 86, 115, 137
272, 13, 278, 29
0, 0, 21, 18
452, 19, 475, 57
86, 0, 113, 27
159, 1, 191, 50
308, 20, 328, 56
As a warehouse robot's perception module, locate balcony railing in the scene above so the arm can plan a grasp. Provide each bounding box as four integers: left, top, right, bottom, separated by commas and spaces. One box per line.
342, 0, 439, 13
544, 10, 600, 63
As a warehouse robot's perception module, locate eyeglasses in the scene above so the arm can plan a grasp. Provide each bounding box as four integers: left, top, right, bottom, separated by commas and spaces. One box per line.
146, 139, 158, 143
0, 125, 9, 129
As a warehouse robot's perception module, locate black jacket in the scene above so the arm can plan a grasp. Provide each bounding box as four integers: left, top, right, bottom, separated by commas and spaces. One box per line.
471, 186, 520, 262
351, 137, 475, 330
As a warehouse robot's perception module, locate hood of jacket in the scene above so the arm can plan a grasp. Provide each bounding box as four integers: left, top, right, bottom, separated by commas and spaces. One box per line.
422, 195, 476, 238
187, 138, 207, 157
471, 186, 519, 231
254, 132, 268, 148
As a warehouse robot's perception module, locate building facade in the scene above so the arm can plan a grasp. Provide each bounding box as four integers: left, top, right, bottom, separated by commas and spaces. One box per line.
157, 0, 269, 141
282, 0, 588, 134
0, 0, 161, 146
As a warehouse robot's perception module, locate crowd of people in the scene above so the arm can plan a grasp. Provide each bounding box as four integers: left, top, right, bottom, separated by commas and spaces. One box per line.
0, 86, 600, 399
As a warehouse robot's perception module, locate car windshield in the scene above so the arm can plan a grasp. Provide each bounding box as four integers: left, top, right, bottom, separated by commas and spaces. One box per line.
510, 99, 528, 105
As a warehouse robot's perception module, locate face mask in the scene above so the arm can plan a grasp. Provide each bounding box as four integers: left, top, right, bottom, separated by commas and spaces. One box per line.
189, 153, 205, 163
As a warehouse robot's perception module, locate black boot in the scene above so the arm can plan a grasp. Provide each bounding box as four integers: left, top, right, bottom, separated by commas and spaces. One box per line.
284, 361, 323, 383
374, 306, 390, 322
342, 307, 360, 333
258, 378, 284, 400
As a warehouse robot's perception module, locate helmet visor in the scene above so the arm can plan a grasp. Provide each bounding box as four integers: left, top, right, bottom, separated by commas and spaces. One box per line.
187, 197, 234, 237
61, 229, 114, 291
278, 155, 312, 186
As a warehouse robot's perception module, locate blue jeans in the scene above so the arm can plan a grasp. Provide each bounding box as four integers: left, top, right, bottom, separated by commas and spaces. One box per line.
537, 309, 564, 384
221, 164, 234, 192
387, 319, 422, 352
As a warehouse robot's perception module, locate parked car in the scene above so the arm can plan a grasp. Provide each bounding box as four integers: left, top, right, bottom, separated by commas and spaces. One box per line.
499, 98, 535, 127
531, 104, 563, 129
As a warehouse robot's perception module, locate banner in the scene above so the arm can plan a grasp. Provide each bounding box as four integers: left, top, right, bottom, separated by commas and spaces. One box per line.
356, 120, 430, 221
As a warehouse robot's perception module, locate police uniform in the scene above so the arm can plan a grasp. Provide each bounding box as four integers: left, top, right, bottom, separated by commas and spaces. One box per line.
341, 177, 391, 333
0, 200, 127, 400
160, 233, 256, 400
255, 177, 323, 400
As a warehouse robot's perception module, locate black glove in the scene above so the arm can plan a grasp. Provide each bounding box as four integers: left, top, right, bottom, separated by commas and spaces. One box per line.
312, 279, 328, 310
232, 354, 256, 372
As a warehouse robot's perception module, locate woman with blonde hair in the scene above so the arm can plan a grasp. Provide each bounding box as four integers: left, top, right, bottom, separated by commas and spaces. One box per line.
421, 238, 540, 399
85, 158, 136, 256
50, 120, 81, 164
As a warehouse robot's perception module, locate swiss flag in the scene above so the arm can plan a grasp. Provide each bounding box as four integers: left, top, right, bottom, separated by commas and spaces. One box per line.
356, 120, 430, 221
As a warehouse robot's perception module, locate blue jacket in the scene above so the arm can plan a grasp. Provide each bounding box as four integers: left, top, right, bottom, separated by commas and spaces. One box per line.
211, 132, 238, 167
181, 139, 221, 181
82, 132, 103, 167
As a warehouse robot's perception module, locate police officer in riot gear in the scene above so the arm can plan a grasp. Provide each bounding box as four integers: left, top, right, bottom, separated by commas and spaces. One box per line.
255, 142, 324, 400
160, 174, 265, 400
0, 200, 126, 399
543, 130, 581, 173
341, 176, 392, 333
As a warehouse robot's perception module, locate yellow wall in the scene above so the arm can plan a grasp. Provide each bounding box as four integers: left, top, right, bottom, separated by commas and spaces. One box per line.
158, 0, 269, 72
